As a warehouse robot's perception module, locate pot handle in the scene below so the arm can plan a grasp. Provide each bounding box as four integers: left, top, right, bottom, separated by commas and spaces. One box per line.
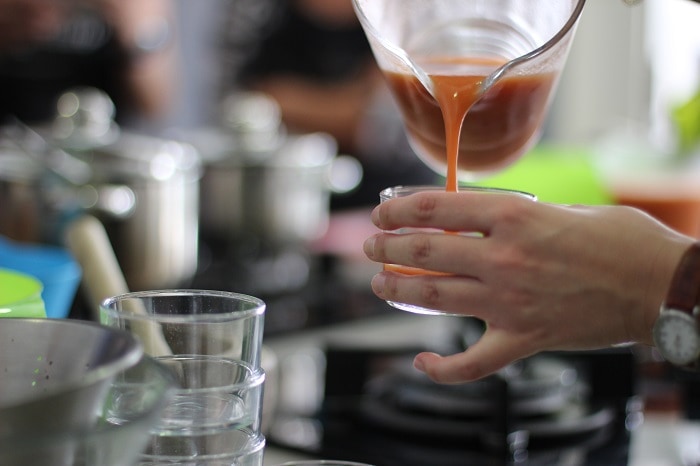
1, 120, 92, 186
64, 215, 173, 356
64, 216, 129, 317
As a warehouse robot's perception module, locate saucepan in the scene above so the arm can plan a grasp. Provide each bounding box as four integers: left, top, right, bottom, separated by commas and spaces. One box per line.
185, 92, 363, 248
0, 95, 202, 291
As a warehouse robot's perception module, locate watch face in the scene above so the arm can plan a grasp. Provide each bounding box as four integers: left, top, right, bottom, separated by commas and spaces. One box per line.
653, 309, 700, 366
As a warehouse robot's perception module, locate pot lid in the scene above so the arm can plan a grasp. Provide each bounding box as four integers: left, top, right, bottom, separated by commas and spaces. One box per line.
0, 145, 41, 182
77, 131, 202, 182
0, 123, 85, 184
51, 86, 120, 151
266, 132, 337, 169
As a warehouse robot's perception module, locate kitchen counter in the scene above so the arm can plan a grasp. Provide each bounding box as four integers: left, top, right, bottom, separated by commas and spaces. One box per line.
260, 313, 700, 466
262, 416, 700, 465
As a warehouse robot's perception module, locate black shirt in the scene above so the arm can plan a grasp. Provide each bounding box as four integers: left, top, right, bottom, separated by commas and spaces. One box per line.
0, 10, 126, 125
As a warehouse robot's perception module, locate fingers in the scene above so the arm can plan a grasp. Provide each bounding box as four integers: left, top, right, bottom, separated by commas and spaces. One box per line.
371, 189, 535, 233
413, 329, 537, 384
364, 230, 487, 276
365, 189, 540, 280
369, 272, 492, 317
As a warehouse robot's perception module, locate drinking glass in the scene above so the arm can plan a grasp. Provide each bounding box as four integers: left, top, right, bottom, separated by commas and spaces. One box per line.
379, 185, 536, 316
100, 289, 266, 465
353, 0, 586, 188
273, 462, 375, 466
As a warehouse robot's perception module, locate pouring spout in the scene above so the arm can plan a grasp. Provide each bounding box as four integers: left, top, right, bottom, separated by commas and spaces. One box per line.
479, 0, 587, 95
478, 61, 510, 97
370, 31, 437, 96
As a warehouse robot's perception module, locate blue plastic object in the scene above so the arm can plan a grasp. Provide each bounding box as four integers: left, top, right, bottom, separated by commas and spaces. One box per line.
0, 236, 82, 318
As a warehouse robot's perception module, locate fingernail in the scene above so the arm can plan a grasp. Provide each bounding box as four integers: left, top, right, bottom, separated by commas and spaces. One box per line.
370, 205, 381, 226
370, 273, 385, 295
413, 355, 426, 372
363, 236, 376, 258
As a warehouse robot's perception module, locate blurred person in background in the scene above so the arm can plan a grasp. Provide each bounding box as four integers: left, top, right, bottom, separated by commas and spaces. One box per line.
222, 0, 436, 209
0, 0, 176, 127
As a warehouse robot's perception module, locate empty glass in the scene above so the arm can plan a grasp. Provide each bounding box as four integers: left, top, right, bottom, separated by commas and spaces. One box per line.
100, 289, 266, 465
273, 462, 375, 466
138, 427, 265, 466
154, 355, 265, 436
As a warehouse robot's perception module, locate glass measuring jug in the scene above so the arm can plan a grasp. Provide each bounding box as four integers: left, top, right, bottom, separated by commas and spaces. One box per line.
353, 0, 587, 190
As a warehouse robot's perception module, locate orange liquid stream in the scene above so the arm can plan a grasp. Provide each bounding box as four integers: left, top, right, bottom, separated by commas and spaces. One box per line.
383, 58, 498, 275
430, 62, 494, 191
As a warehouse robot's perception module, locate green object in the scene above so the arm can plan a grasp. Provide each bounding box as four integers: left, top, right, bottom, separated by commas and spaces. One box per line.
0, 268, 47, 318
672, 84, 700, 156
469, 144, 613, 205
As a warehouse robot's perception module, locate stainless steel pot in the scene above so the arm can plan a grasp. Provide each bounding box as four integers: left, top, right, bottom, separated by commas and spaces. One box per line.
194, 92, 362, 248
0, 134, 45, 243
201, 131, 341, 245
76, 132, 201, 291
0, 121, 201, 292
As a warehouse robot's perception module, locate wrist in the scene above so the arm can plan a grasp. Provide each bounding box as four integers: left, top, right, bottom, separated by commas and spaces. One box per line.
652, 240, 700, 368
640, 239, 692, 342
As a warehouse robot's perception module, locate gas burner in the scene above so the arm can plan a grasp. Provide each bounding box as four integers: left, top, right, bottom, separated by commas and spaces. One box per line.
364, 355, 584, 419
355, 355, 618, 462
267, 344, 640, 466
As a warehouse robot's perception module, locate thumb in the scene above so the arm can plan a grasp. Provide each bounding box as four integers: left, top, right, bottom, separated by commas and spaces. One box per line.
414, 329, 537, 384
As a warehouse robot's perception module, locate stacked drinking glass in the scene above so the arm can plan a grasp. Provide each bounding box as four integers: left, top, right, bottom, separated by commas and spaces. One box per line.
100, 290, 267, 465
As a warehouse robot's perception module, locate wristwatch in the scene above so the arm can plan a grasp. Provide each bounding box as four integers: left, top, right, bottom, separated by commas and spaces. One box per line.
653, 242, 700, 369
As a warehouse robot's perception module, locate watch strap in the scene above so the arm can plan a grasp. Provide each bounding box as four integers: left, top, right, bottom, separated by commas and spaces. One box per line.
665, 242, 700, 314
660, 242, 700, 370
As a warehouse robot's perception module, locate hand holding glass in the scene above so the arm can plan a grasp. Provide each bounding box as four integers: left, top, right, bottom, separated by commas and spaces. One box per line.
379, 186, 536, 316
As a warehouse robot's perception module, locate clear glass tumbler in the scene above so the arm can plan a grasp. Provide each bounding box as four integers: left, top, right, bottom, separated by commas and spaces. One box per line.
379, 185, 536, 316
100, 289, 266, 465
